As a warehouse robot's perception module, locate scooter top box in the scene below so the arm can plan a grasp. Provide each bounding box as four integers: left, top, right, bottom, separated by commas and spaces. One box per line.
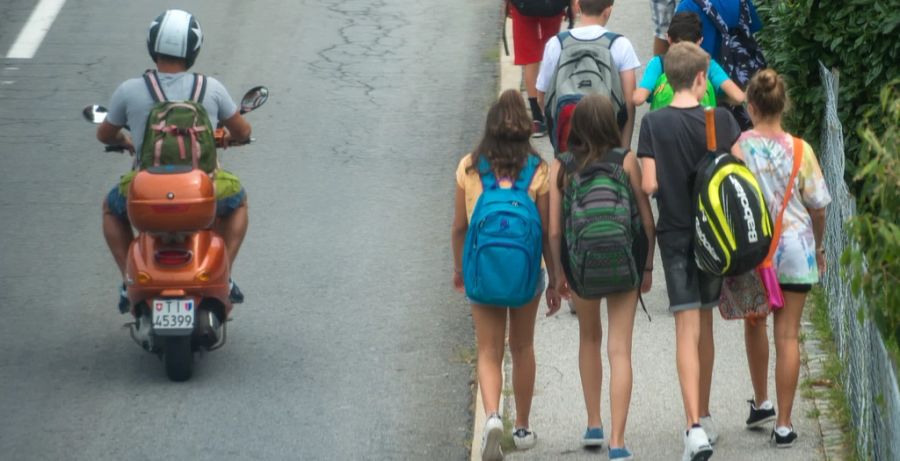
127, 166, 216, 232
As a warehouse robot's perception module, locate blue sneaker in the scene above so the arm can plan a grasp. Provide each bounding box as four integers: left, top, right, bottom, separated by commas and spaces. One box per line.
582, 427, 605, 447
609, 447, 634, 460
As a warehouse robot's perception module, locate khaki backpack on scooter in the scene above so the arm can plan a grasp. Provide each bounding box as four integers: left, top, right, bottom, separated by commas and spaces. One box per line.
139, 70, 218, 173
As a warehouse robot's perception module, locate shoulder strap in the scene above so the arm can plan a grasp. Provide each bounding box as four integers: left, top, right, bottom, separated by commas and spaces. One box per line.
513, 154, 541, 191
603, 147, 628, 165
557, 30, 572, 49
765, 137, 804, 262
190, 73, 207, 103
143, 70, 167, 102
599, 31, 621, 49
690, 0, 730, 36
478, 155, 540, 191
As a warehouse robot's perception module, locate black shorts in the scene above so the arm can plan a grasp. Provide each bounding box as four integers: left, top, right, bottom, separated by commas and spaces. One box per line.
780, 283, 812, 293
658, 232, 722, 313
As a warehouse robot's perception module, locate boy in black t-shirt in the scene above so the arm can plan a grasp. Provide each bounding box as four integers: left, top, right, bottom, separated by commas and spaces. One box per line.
637, 41, 741, 461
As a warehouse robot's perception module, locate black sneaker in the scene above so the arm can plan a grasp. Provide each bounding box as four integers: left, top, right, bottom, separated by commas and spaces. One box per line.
118, 283, 130, 314
229, 279, 244, 304
771, 427, 798, 448
746, 399, 776, 428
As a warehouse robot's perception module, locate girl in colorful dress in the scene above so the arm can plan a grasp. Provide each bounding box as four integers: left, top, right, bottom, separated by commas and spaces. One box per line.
739, 69, 831, 447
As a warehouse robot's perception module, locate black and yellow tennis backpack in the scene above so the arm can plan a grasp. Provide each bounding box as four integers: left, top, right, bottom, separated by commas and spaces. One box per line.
693, 153, 773, 276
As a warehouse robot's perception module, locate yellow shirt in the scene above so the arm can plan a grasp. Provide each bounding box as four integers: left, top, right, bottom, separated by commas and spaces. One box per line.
455, 153, 550, 221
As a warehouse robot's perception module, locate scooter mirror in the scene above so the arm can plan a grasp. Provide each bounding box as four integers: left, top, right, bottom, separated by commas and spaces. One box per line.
240, 86, 268, 114
82, 104, 108, 124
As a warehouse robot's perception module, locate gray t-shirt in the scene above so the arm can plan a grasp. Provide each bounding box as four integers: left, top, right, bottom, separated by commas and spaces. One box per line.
106, 72, 238, 153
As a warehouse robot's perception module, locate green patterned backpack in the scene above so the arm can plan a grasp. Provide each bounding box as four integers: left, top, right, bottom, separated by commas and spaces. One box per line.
561, 149, 644, 298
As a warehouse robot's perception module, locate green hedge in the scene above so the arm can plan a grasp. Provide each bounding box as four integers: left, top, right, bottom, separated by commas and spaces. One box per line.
844, 79, 900, 358
756, 0, 900, 171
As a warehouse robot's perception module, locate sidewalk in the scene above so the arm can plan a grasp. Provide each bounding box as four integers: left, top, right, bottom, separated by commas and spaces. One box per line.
471, 4, 826, 460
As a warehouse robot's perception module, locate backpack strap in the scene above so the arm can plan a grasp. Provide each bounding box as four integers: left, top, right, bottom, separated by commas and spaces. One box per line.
477, 154, 540, 191
691, 0, 730, 39
143, 70, 167, 102
556, 30, 572, 49
603, 147, 628, 165
190, 73, 207, 103
513, 154, 541, 191
598, 31, 622, 49
765, 137, 804, 263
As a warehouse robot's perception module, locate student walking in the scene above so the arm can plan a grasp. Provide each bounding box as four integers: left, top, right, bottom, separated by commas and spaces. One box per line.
547, 94, 655, 460
637, 42, 743, 461
451, 90, 558, 461
536, 0, 640, 150
506, 0, 570, 137
738, 69, 831, 448
632, 12, 745, 110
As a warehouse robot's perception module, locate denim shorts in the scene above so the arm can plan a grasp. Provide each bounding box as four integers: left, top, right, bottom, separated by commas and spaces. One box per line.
106, 185, 246, 221
658, 232, 722, 313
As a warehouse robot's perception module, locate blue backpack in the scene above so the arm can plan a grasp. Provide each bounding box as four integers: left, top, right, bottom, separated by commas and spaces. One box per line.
463, 155, 543, 307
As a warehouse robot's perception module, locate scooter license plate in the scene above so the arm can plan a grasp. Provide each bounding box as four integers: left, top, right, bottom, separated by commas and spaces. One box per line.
151, 299, 195, 332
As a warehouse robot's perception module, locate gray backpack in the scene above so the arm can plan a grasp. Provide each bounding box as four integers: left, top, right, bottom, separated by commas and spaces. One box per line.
544, 31, 626, 153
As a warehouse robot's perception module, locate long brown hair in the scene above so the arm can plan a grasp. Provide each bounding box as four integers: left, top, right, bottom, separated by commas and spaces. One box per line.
558, 94, 621, 188
467, 89, 535, 179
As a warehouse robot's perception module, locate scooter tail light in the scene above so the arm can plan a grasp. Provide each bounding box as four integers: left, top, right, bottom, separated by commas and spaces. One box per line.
155, 249, 193, 266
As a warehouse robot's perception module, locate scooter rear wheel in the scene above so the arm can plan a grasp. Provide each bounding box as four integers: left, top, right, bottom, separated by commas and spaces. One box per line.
163, 336, 193, 382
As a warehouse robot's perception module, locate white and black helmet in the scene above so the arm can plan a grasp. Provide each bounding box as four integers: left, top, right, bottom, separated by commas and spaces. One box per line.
147, 9, 203, 68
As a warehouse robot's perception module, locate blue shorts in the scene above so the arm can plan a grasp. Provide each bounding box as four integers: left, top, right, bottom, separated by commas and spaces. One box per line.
106, 185, 246, 221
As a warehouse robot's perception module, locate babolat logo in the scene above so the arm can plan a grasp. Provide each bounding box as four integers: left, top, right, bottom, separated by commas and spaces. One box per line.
695, 215, 721, 262
728, 176, 758, 242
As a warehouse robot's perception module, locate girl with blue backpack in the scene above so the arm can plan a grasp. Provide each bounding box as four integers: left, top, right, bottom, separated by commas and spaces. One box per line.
451, 89, 559, 461
547, 94, 655, 460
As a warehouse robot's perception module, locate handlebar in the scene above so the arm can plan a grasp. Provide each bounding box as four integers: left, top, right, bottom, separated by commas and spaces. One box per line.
102, 136, 253, 154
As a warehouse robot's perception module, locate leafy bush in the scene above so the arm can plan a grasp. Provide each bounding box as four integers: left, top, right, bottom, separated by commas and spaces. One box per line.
756, 0, 900, 171
843, 79, 900, 357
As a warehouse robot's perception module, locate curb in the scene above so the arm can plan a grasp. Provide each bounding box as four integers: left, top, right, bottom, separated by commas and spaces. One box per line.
469, 18, 521, 461
801, 314, 849, 460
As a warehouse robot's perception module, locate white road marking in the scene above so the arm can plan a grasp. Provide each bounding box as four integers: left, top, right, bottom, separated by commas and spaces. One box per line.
5, 0, 67, 59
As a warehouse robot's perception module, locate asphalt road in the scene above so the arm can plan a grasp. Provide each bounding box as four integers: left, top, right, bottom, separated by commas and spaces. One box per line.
0, 1, 500, 459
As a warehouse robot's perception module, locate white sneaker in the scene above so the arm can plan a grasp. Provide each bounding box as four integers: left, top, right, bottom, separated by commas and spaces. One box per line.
482, 413, 504, 461
682, 426, 713, 461
512, 427, 536, 450
700, 415, 719, 445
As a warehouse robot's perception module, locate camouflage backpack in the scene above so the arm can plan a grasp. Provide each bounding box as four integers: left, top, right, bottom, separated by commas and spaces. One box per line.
139, 70, 217, 173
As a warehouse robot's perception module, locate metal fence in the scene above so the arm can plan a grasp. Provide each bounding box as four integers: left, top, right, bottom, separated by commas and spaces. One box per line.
818, 63, 900, 461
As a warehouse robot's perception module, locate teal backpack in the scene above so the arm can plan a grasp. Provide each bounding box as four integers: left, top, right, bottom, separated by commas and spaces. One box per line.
463, 155, 543, 307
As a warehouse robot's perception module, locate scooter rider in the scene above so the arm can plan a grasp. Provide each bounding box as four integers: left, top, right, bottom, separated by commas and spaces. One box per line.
97, 9, 252, 312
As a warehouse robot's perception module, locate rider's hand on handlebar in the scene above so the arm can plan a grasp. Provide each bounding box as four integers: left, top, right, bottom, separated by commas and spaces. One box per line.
118, 132, 136, 154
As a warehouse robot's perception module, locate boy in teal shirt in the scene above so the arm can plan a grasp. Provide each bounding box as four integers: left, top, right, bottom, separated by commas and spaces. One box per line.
633, 12, 744, 109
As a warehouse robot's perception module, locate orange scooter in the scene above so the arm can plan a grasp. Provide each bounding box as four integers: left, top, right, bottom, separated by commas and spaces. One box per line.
83, 86, 267, 381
